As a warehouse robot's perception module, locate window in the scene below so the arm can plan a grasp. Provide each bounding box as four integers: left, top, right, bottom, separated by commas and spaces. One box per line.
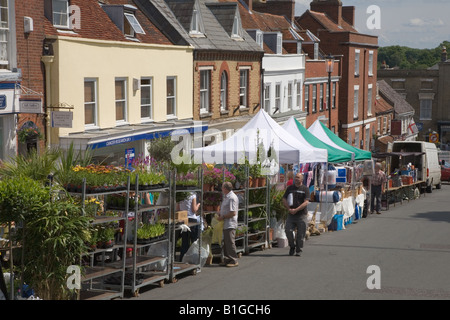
312, 84, 317, 113
264, 83, 271, 113
365, 127, 370, 150
84, 79, 97, 126
220, 72, 228, 111
200, 69, 211, 113
392, 80, 405, 90
0, 0, 8, 66
115, 78, 127, 122
355, 130, 360, 149
332, 82, 336, 109
296, 81, 301, 110
367, 85, 373, 116
353, 85, 359, 119
124, 12, 145, 37
256, 30, 263, 48
239, 69, 248, 107
304, 85, 309, 114
52, 0, 69, 28
383, 116, 387, 134
325, 83, 329, 110
287, 82, 293, 111
231, 13, 242, 38
275, 83, 281, 112
276, 33, 282, 54
190, 9, 200, 33
167, 77, 176, 117
355, 49, 360, 76
421, 79, 433, 90
420, 99, 432, 120
141, 78, 152, 120
348, 132, 352, 146
319, 83, 323, 111
368, 51, 374, 76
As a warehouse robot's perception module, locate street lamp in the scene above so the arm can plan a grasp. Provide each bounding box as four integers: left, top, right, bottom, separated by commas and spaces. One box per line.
325, 54, 334, 129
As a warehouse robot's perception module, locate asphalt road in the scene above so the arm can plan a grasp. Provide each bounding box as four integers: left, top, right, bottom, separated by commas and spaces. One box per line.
129, 183, 450, 301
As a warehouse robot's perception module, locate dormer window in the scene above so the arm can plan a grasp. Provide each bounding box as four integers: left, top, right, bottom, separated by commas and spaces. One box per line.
124, 12, 145, 37
52, 0, 69, 28
276, 33, 282, 54
231, 13, 242, 39
256, 30, 263, 49
189, 7, 205, 37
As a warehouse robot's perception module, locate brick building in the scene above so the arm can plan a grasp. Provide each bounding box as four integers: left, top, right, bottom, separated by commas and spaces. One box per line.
378, 47, 450, 147
141, 0, 264, 145
296, 0, 378, 151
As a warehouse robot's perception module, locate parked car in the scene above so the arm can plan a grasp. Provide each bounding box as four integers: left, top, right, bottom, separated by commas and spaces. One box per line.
441, 162, 450, 183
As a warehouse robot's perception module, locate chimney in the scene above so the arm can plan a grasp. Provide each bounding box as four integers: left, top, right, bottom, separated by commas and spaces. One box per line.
310, 0, 342, 26
442, 46, 447, 62
342, 6, 355, 26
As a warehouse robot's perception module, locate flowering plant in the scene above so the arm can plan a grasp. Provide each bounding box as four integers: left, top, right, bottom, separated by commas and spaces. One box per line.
203, 163, 222, 185
17, 127, 44, 143
203, 191, 222, 206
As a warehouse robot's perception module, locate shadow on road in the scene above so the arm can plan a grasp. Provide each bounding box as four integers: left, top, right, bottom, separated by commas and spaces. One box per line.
412, 211, 450, 223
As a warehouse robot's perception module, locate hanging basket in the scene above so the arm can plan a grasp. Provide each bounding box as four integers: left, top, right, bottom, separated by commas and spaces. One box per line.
17, 127, 44, 144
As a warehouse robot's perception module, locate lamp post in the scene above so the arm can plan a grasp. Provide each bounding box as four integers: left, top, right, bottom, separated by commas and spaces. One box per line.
325, 54, 334, 130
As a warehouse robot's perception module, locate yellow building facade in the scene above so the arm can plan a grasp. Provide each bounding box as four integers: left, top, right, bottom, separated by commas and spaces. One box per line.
43, 36, 195, 163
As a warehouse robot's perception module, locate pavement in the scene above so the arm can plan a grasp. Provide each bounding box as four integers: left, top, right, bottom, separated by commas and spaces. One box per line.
128, 184, 450, 303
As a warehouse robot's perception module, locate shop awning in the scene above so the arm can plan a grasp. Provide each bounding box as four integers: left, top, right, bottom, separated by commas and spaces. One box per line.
58, 120, 208, 150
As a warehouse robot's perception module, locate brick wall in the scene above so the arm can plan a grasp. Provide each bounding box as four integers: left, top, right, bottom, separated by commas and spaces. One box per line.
15, 0, 47, 152
193, 52, 262, 122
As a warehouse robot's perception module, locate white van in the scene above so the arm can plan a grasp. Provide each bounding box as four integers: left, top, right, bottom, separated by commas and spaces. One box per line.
392, 141, 441, 192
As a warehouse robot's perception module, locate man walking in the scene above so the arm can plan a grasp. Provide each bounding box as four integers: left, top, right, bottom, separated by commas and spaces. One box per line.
282, 173, 310, 256
371, 163, 386, 214
217, 181, 239, 267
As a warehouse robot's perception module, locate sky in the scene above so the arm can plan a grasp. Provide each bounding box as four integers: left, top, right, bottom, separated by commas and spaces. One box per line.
294, 0, 450, 49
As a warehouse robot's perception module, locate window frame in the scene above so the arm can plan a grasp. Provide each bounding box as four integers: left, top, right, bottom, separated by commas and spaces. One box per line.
52, 0, 70, 28
368, 50, 374, 76
115, 78, 128, 124
319, 83, 324, 111
264, 83, 271, 114
367, 84, 373, 116
166, 76, 177, 118
220, 71, 228, 112
199, 69, 211, 114
304, 84, 309, 114
84, 78, 98, 128
312, 84, 317, 113
354, 49, 360, 77
239, 69, 249, 108
140, 77, 153, 121
124, 12, 145, 37
353, 85, 359, 119
0, 0, 9, 66
296, 80, 301, 110
287, 81, 293, 111
419, 99, 432, 120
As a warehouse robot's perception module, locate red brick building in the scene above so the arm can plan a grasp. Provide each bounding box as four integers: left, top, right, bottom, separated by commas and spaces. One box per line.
15, 0, 47, 154
296, 0, 378, 151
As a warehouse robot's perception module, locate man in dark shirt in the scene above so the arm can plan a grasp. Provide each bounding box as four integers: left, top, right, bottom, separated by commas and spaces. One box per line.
282, 173, 310, 256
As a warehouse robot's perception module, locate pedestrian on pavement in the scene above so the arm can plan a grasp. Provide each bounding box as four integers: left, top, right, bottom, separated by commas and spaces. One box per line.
282, 172, 310, 256
371, 162, 386, 214
217, 181, 239, 267
179, 192, 201, 262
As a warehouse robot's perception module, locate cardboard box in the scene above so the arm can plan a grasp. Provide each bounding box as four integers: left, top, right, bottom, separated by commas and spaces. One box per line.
159, 210, 188, 225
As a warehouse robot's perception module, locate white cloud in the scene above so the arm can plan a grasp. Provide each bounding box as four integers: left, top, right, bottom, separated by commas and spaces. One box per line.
407, 18, 445, 27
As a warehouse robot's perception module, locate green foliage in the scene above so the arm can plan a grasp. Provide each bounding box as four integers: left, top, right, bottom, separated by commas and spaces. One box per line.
148, 136, 176, 165
270, 187, 288, 223
18, 197, 90, 300
378, 41, 450, 70
0, 148, 60, 183
0, 177, 50, 223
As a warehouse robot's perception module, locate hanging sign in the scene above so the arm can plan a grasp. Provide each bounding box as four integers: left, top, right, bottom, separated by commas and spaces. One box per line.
51, 111, 73, 128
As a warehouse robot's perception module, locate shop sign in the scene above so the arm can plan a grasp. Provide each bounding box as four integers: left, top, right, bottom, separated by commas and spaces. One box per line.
0, 95, 6, 109
19, 99, 43, 114
51, 111, 73, 128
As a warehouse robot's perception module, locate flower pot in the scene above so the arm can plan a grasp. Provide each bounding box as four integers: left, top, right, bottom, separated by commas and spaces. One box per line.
258, 177, 266, 187
251, 178, 259, 188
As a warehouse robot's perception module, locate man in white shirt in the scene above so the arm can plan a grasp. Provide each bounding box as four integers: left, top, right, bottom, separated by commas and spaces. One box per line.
217, 181, 239, 267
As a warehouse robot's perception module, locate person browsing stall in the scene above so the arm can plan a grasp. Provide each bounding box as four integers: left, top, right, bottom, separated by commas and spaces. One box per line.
217, 181, 239, 267
282, 173, 310, 256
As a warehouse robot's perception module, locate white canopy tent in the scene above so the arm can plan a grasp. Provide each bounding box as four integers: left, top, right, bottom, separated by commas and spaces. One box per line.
191, 109, 327, 165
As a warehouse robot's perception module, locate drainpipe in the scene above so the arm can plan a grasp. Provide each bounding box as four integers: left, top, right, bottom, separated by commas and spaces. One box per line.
41, 54, 54, 150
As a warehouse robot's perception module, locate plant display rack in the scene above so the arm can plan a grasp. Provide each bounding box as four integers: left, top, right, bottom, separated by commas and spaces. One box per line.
125, 173, 172, 297
76, 178, 129, 301
170, 168, 204, 282
243, 165, 270, 254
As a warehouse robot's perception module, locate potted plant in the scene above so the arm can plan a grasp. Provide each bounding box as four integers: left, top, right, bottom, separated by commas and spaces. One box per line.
97, 225, 116, 249
17, 127, 44, 144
